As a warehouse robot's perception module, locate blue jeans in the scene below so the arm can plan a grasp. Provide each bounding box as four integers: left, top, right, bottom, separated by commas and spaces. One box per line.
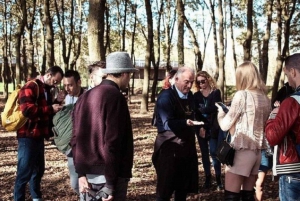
67, 157, 79, 194
14, 138, 45, 201
196, 130, 225, 176
259, 150, 272, 172
279, 173, 300, 201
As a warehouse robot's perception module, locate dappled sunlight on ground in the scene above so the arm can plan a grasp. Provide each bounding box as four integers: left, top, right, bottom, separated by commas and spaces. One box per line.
0, 95, 279, 200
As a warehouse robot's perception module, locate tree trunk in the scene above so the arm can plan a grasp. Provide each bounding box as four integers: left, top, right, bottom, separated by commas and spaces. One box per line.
22, 36, 28, 81
261, 0, 274, 83
43, 0, 55, 69
70, 1, 84, 70
2, 0, 10, 99
15, 0, 27, 84
198, 2, 212, 66
243, 0, 253, 61
271, 0, 296, 102
141, 0, 154, 113
177, 0, 184, 65
209, 0, 219, 80
254, 15, 262, 77
150, 0, 163, 103
164, 0, 176, 71
105, 3, 111, 53
130, 3, 137, 96
217, 0, 225, 100
88, 0, 106, 62
183, 16, 203, 71
229, 0, 237, 69
24, 0, 37, 79
122, 0, 128, 51
54, 0, 72, 70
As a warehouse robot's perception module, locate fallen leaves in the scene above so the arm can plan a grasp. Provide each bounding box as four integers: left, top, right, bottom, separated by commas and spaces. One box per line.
0, 96, 280, 200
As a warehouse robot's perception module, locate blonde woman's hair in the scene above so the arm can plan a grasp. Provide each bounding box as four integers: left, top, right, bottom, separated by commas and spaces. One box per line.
235, 61, 267, 93
195, 71, 218, 91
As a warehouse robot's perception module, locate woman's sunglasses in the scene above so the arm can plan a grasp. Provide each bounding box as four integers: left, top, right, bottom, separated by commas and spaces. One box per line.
196, 80, 206, 85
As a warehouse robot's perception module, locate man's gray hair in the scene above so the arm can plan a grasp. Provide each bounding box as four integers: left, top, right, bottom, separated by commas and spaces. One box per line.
175, 66, 195, 78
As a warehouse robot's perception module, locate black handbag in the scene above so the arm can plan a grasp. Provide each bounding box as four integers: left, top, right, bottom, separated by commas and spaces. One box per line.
216, 133, 235, 166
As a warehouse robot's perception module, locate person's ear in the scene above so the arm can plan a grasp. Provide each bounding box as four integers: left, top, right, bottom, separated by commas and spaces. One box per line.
45, 73, 52, 80
294, 68, 300, 77
78, 79, 82, 86
291, 68, 297, 77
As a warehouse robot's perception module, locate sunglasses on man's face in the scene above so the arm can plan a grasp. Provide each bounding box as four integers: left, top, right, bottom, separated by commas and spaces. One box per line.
196, 80, 207, 85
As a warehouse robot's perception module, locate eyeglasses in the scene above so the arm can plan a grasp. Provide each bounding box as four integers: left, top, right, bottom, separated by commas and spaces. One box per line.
196, 80, 206, 85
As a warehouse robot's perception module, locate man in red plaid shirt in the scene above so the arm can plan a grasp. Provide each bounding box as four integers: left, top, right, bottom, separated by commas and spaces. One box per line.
14, 66, 64, 201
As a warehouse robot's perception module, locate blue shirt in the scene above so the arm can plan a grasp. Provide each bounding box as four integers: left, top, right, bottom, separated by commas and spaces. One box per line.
174, 85, 188, 99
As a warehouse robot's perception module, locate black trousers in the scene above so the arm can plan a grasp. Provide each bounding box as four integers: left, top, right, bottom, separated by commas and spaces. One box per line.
155, 141, 196, 201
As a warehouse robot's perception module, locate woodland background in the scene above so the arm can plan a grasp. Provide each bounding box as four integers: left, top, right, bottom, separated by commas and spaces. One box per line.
0, 0, 299, 113
0, 1, 298, 199
0, 96, 280, 200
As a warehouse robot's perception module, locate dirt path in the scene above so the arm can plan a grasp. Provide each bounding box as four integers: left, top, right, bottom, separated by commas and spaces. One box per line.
0, 96, 279, 200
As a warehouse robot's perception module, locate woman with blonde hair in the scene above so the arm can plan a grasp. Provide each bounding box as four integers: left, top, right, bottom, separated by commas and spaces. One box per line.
194, 71, 224, 190
216, 61, 271, 201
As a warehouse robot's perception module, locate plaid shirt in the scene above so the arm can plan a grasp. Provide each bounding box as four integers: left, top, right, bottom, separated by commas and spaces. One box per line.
17, 79, 54, 138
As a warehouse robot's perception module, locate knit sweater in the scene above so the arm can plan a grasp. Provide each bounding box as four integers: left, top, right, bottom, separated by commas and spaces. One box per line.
217, 90, 271, 150
71, 80, 134, 190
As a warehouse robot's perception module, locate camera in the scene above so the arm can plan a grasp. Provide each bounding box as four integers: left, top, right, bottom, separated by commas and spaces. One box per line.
84, 187, 109, 201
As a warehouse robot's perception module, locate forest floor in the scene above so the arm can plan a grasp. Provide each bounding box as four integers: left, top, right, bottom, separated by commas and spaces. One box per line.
0, 94, 279, 201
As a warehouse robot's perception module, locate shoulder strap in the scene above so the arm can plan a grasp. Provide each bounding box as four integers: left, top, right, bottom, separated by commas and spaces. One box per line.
290, 91, 300, 104
27, 80, 39, 103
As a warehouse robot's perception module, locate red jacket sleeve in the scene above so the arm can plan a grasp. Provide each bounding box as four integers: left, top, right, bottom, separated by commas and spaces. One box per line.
265, 97, 300, 146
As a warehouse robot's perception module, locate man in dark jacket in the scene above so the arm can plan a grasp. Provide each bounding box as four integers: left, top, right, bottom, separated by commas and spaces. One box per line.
152, 66, 206, 201
14, 66, 64, 201
71, 52, 138, 201
265, 53, 300, 201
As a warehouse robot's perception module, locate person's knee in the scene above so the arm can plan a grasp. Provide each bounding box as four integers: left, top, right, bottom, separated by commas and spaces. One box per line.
255, 178, 263, 190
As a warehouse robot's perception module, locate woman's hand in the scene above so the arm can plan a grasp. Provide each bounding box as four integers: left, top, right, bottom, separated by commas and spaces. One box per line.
274, 101, 280, 108
102, 195, 114, 201
187, 119, 204, 126
187, 119, 194, 126
215, 102, 228, 114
